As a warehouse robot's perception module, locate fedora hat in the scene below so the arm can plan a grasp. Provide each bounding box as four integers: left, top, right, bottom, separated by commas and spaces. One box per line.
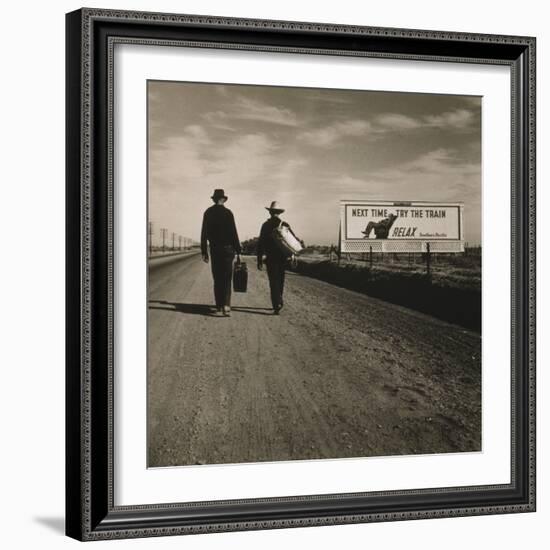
265, 201, 285, 214
211, 189, 228, 201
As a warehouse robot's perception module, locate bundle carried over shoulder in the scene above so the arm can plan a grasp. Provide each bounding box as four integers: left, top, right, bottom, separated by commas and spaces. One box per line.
271, 222, 303, 257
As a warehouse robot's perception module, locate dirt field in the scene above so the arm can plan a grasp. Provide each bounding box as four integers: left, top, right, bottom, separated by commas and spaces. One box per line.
148, 254, 481, 468
295, 253, 481, 331
301, 251, 481, 289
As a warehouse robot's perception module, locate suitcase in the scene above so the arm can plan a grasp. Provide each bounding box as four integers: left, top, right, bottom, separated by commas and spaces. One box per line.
233, 259, 248, 292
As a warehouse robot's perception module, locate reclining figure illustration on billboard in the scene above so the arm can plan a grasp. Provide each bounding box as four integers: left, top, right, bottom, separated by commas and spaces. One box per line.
362, 213, 398, 239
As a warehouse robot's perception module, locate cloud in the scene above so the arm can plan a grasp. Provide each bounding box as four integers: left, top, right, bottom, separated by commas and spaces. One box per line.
183, 124, 211, 145
367, 148, 478, 179
205, 133, 277, 184
148, 83, 481, 244
236, 97, 298, 126
374, 113, 423, 131
270, 158, 308, 188
298, 120, 372, 146
148, 125, 213, 189
361, 148, 480, 203
317, 148, 479, 200
149, 126, 314, 242
150, 131, 278, 191
374, 108, 477, 133
203, 96, 298, 128
298, 107, 478, 148
424, 109, 475, 129
301, 91, 353, 105
405, 148, 478, 176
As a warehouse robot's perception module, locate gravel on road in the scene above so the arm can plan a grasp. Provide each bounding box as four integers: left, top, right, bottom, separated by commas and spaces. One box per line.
147, 254, 481, 467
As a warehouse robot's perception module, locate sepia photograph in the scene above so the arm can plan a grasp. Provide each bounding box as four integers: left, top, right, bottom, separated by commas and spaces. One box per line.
146, 80, 482, 468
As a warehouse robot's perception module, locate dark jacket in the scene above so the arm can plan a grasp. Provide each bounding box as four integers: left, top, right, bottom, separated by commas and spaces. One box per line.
200, 204, 241, 256
257, 216, 299, 262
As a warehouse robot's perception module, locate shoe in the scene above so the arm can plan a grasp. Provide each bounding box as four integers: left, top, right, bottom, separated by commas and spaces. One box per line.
223, 306, 231, 317
273, 307, 280, 315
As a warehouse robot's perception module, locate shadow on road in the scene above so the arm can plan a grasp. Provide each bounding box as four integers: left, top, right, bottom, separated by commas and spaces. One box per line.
149, 300, 216, 316
149, 301, 274, 316
231, 306, 274, 316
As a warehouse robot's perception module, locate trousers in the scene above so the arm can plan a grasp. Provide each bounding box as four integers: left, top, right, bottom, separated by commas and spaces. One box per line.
265, 256, 286, 309
209, 245, 235, 307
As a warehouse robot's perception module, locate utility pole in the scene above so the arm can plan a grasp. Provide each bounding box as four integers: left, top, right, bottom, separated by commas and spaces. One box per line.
148, 221, 153, 255
171, 232, 175, 251
161, 228, 167, 252
178, 235, 182, 251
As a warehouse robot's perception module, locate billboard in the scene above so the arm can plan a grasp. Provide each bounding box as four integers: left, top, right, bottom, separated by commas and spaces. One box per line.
340, 201, 464, 253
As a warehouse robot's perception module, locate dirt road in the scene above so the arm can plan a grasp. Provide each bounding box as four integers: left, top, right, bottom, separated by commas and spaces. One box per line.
148, 254, 481, 467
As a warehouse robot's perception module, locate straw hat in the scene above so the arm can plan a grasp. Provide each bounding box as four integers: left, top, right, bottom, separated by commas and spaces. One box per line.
265, 201, 285, 214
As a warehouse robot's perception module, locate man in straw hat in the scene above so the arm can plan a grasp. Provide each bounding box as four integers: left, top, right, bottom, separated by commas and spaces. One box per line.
200, 189, 241, 316
257, 201, 302, 315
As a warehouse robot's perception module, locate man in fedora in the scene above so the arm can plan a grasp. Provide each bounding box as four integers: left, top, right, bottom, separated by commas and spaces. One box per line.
200, 189, 241, 316
257, 201, 301, 315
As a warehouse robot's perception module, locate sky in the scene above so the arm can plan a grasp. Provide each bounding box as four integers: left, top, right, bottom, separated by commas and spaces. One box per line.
148, 81, 481, 247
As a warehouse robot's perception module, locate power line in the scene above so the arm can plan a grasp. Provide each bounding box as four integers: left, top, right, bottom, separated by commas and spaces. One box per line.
150, 222, 196, 254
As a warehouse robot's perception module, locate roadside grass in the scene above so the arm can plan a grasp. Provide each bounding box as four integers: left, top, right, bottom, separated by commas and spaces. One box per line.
293, 254, 481, 332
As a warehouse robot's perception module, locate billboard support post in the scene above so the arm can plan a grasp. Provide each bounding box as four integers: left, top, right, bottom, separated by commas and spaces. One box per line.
369, 246, 373, 270
426, 242, 431, 278
337, 223, 342, 266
